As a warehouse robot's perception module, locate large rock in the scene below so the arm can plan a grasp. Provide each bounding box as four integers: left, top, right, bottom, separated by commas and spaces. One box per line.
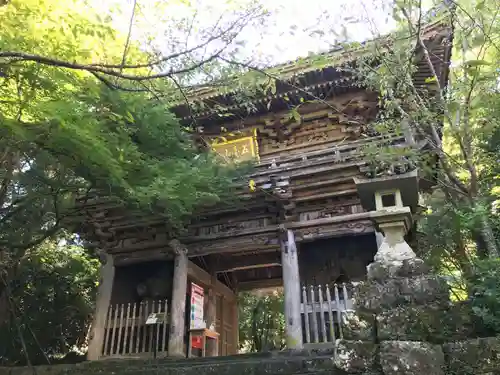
379, 341, 444, 375
334, 340, 377, 373
342, 311, 375, 341
443, 336, 500, 375
355, 275, 449, 313
367, 259, 429, 281
376, 303, 475, 342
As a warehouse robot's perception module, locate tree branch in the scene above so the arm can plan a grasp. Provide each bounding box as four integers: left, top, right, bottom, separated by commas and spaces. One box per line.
447, 0, 500, 55
86, 7, 260, 70
0, 50, 226, 81
0, 6, 264, 82
120, 0, 138, 71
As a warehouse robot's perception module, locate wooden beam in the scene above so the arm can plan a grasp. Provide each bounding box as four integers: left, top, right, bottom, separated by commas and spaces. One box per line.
112, 248, 173, 266
103, 214, 373, 260
288, 212, 371, 228
252, 134, 404, 174
187, 239, 280, 257
186, 213, 373, 255
213, 252, 281, 273
182, 225, 279, 243
237, 278, 283, 291
184, 213, 372, 245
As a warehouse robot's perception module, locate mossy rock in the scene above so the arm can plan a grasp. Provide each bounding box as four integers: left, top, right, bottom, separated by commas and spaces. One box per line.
343, 311, 376, 341
334, 340, 377, 373
355, 275, 449, 313
379, 341, 444, 375
376, 303, 475, 343
443, 336, 500, 375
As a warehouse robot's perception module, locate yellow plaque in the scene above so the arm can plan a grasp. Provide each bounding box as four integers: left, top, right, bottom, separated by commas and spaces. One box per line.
212, 136, 259, 162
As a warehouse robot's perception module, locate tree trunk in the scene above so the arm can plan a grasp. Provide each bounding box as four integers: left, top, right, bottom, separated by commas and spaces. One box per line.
251, 300, 262, 352
0, 264, 14, 327
451, 221, 473, 279
475, 216, 499, 259
0, 286, 9, 326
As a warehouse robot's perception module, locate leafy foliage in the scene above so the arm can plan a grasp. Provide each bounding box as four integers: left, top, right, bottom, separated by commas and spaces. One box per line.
468, 258, 500, 335
238, 291, 285, 352
0, 237, 99, 365
0, 0, 248, 228
0, 0, 255, 362
350, 0, 500, 266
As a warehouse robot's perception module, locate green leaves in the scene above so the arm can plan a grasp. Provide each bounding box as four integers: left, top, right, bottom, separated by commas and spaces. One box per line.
289, 107, 302, 124
0, 0, 251, 239
463, 60, 491, 68
0, 237, 100, 365
356, 0, 500, 262
238, 291, 285, 352
0, 4, 253, 363
469, 258, 500, 334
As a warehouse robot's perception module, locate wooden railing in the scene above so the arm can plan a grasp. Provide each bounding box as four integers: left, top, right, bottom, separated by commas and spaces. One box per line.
102, 299, 169, 358
300, 283, 353, 345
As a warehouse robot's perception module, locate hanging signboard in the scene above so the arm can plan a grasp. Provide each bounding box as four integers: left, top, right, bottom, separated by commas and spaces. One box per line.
190, 282, 205, 329
211, 133, 259, 163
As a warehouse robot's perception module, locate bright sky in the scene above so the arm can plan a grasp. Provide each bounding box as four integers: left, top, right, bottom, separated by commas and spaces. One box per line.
89, 0, 395, 65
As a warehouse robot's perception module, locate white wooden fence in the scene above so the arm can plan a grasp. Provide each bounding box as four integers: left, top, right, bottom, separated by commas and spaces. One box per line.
300, 283, 353, 344
102, 299, 169, 358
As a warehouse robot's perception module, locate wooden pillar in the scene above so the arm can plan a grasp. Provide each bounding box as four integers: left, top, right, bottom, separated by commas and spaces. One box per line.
206, 273, 217, 329
231, 275, 239, 354
168, 240, 188, 357
220, 295, 226, 356
232, 298, 239, 354
206, 273, 218, 356
87, 252, 115, 361
280, 228, 303, 350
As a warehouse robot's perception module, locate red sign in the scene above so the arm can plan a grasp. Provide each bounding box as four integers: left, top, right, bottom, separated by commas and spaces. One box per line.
191, 336, 202, 349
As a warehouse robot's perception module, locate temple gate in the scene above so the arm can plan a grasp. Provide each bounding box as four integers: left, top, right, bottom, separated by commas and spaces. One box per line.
76, 22, 452, 360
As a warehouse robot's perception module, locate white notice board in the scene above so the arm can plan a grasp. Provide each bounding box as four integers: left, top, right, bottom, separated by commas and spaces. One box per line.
190, 282, 205, 329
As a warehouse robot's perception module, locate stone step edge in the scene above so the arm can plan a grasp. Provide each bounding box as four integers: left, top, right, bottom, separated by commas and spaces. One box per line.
83, 349, 335, 368
85, 355, 336, 369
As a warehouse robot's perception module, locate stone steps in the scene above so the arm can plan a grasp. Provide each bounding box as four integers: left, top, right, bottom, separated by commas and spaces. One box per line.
85, 348, 336, 369
0, 350, 341, 375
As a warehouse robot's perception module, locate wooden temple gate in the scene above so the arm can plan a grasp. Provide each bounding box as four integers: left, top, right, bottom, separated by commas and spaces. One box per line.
98, 283, 353, 359
102, 300, 169, 358
300, 283, 353, 345
98, 284, 353, 358
78, 22, 451, 360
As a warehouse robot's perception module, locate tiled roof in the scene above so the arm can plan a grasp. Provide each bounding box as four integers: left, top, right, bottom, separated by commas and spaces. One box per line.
170, 20, 452, 127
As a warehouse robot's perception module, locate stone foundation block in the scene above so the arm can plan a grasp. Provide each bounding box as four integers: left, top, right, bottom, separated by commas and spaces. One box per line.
354, 280, 399, 313
334, 340, 377, 373
443, 336, 500, 375
377, 303, 475, 342
343, 311, 376, 341
367, 259, 429, 281
355, 275, 449, 313
379, 341, 444, 375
